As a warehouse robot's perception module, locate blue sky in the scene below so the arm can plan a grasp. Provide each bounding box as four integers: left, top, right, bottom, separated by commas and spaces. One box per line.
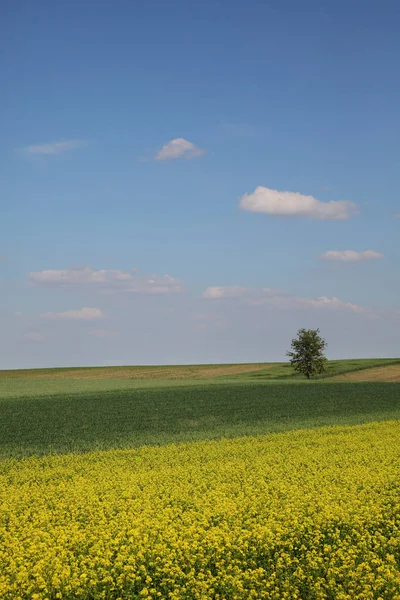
2, 0, 400, 368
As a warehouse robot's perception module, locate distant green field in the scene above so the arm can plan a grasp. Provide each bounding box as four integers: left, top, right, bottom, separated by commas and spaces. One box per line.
1, 358, 399, 459
0, 381, 399, 459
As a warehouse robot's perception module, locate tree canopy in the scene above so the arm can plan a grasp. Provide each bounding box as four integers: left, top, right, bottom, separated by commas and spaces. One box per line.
287, 328, 327, 379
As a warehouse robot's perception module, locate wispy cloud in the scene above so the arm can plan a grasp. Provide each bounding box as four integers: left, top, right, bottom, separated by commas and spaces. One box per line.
29, 266, 184, 294
191, 312, 220, 321
21, 140, 87, 155
202, 286, 249, 299
88, 329, 120, 339
240, 186, 358, 220
41, 307, 104, 320
30, 267, 133, 284
23, 332, 44, 341
320, 250, 384, 262
203, 286, 288, 300
190, 312, 225, 331
202, 285, 366, 314
155, 138, 205, 160
303, 296, 364, 312
393, 213, 400, 219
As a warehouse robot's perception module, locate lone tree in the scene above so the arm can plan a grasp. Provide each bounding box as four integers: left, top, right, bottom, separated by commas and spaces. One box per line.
287, 328, 327, 379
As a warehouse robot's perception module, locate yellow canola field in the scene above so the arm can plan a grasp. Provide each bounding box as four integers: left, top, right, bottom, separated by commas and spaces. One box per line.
1, 421, 400, 600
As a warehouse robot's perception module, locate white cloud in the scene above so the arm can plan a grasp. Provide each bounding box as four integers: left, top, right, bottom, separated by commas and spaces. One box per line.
202, 286, 249, 299
155, 138, 205, 160
89, 329, 120, 339
23, 332, 44, 341
240, 186, 358, 220
321, 250, 384, 262
21, 140, 87, 155
29, 266, 184, 294
41, 307, 104, 320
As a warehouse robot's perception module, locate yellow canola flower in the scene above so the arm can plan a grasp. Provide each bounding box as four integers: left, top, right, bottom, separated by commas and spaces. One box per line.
0, 421, 399, 599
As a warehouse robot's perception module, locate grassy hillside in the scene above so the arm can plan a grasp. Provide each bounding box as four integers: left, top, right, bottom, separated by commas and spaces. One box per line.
1, 357, 399, 399
331, 363, 400, 382
0, 362, 273, 380
1, 358, 399, 459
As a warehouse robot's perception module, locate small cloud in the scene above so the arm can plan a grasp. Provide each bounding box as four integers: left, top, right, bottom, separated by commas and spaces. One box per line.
20, 140, 87, 155
240, 186, 358, 220
320, 250, 384, 262
393, 213, 400, 219
89, 329, 120, 339
202, 286, 249, 299
23, 332, 44, 341
155, 138, 205, 161
41, 307, 104, 320
320, 186, 333, 191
